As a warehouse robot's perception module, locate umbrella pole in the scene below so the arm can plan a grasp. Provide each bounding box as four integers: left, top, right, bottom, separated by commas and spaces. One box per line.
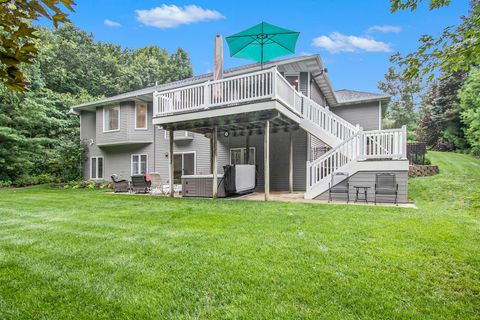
261, 44, 264, 70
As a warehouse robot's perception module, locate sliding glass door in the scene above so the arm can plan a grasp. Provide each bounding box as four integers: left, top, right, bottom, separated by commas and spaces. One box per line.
173, 152, 195, 183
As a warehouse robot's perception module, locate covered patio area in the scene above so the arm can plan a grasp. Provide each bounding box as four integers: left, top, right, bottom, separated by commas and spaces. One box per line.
158, 107, 304, 201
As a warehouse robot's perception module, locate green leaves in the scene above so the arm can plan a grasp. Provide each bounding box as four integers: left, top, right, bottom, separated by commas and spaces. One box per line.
390, 0, 451, 12
458, 68, 480, 156
378, 66, 423, 136
0, 0, 76, 91
389, 0, 480, 82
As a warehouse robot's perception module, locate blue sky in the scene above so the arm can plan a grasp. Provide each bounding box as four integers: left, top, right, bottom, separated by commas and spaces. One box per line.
55, 0, 469, 93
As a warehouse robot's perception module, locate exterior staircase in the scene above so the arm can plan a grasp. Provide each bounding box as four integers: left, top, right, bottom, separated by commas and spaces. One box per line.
153, 67, 407, 200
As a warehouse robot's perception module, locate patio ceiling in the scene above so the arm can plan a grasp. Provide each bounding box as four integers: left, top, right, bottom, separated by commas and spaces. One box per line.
160, 110, 300, 135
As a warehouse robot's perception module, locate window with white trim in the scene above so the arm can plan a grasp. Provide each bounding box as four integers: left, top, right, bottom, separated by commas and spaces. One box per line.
131, 154, 148, 175
103, 105, 120, 132
135, 103, 147, 129
90, 157, 104, 179
230, 148, 255, 165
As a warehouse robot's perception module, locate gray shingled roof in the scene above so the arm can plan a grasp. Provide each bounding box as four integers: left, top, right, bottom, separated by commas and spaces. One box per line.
334, 89, 389, 104
71, 55, 320, 110
70, 55, 389, 111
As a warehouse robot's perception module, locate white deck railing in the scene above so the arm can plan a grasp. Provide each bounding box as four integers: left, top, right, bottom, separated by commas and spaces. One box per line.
306, 126, 407, 191
361, 127, 407, 160
153, 68, 356, 143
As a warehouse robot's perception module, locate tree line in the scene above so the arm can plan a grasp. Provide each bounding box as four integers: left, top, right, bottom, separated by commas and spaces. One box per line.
379, 0, 480, 156
0, 24, 193, 186
378, 67, 480, 156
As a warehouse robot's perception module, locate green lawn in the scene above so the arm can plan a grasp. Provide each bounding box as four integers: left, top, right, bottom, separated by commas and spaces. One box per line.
0, 152, 479, 319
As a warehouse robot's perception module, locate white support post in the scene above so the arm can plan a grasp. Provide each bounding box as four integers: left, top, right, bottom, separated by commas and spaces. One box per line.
212, 126, 218, 199
358, 125, 365, 161
264, 120, 270, 201
272, 68, 277, 98
152, 91, 158, 116
204, 81, 210, 109
245, 133, 250, 164
168, 129, 174, 198
306, 160, 311, 192
289, 131, 294, 193
401, 125, 407, 159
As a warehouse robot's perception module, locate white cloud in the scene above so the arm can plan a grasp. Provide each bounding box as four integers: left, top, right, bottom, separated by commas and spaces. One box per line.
312, 32, 392, 53
104, 19, 121, 27
135, 4, 224, 28
367, 25, 402, 33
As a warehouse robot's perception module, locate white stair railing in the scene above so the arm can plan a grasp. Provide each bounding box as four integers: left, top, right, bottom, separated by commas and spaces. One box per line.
306, 127, 407, 192
302, 96, 357, 141
275, 70, 303, 115
307, 132, 360, 190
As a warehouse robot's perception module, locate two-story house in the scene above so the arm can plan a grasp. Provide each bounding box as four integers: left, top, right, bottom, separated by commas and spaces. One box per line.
71, 55, 409, 202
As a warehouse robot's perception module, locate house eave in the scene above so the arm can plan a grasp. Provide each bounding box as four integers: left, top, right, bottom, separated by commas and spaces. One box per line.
70, 55, 328, 111
334, 96, 391, 107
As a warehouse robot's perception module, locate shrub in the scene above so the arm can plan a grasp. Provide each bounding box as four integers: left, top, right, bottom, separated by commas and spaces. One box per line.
0, 180, 12, 188
423, 155, 432, 165
61, 180, 111, 190
13, 174, 56, 187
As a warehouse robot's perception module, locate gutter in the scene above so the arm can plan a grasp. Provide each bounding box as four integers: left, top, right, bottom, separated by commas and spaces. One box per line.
334, 96, 391, 107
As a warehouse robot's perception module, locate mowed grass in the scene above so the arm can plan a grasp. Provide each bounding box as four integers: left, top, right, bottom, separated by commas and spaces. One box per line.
0, 152, 479, 319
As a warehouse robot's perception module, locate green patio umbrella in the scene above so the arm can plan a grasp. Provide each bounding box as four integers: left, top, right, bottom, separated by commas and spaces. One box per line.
226, 22, 300, 69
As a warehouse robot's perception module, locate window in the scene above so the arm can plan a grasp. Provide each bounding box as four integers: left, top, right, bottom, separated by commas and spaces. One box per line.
90, 157, 104, 179
103, 105, 120, 132
131, 154, 148, 175
173, 152, 196, 183
230, 148, 255, 165
135, 103, 147, 129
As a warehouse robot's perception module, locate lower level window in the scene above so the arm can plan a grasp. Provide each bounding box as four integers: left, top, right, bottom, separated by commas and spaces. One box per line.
131, 154, 148, 175
230, 148, 255, 165
91, 157, 104, 179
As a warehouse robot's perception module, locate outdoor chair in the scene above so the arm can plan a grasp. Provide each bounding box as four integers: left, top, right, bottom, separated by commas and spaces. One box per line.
148, 172, 164, 195
375, 173, 399, 205
328, 172, 350, 203
110, 174, 129, 193
131, 174, 151, 194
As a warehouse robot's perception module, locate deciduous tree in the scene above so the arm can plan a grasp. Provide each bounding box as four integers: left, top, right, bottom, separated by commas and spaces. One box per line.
0, 0, 75, 91
390, 0, 480, 81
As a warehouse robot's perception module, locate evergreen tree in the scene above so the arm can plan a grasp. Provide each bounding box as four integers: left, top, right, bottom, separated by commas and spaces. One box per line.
430, 71, 469, 150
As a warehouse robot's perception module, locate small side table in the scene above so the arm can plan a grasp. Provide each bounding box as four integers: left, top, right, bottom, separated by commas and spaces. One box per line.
354, 186, 370, 204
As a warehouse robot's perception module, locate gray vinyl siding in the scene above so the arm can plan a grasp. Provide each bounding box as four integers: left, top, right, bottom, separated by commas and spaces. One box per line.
217, 129, 307, 192
96, 102, 128, 145
299, 72, 308, 96
314, 170, 408, 203
154, 130, 211, 182
96, 101, 154, 146
331, 101, 380, 130
80, 110, 104, 179
83, 103, 310, 191
310, 80, 327, 106
83, 101, 212, 182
